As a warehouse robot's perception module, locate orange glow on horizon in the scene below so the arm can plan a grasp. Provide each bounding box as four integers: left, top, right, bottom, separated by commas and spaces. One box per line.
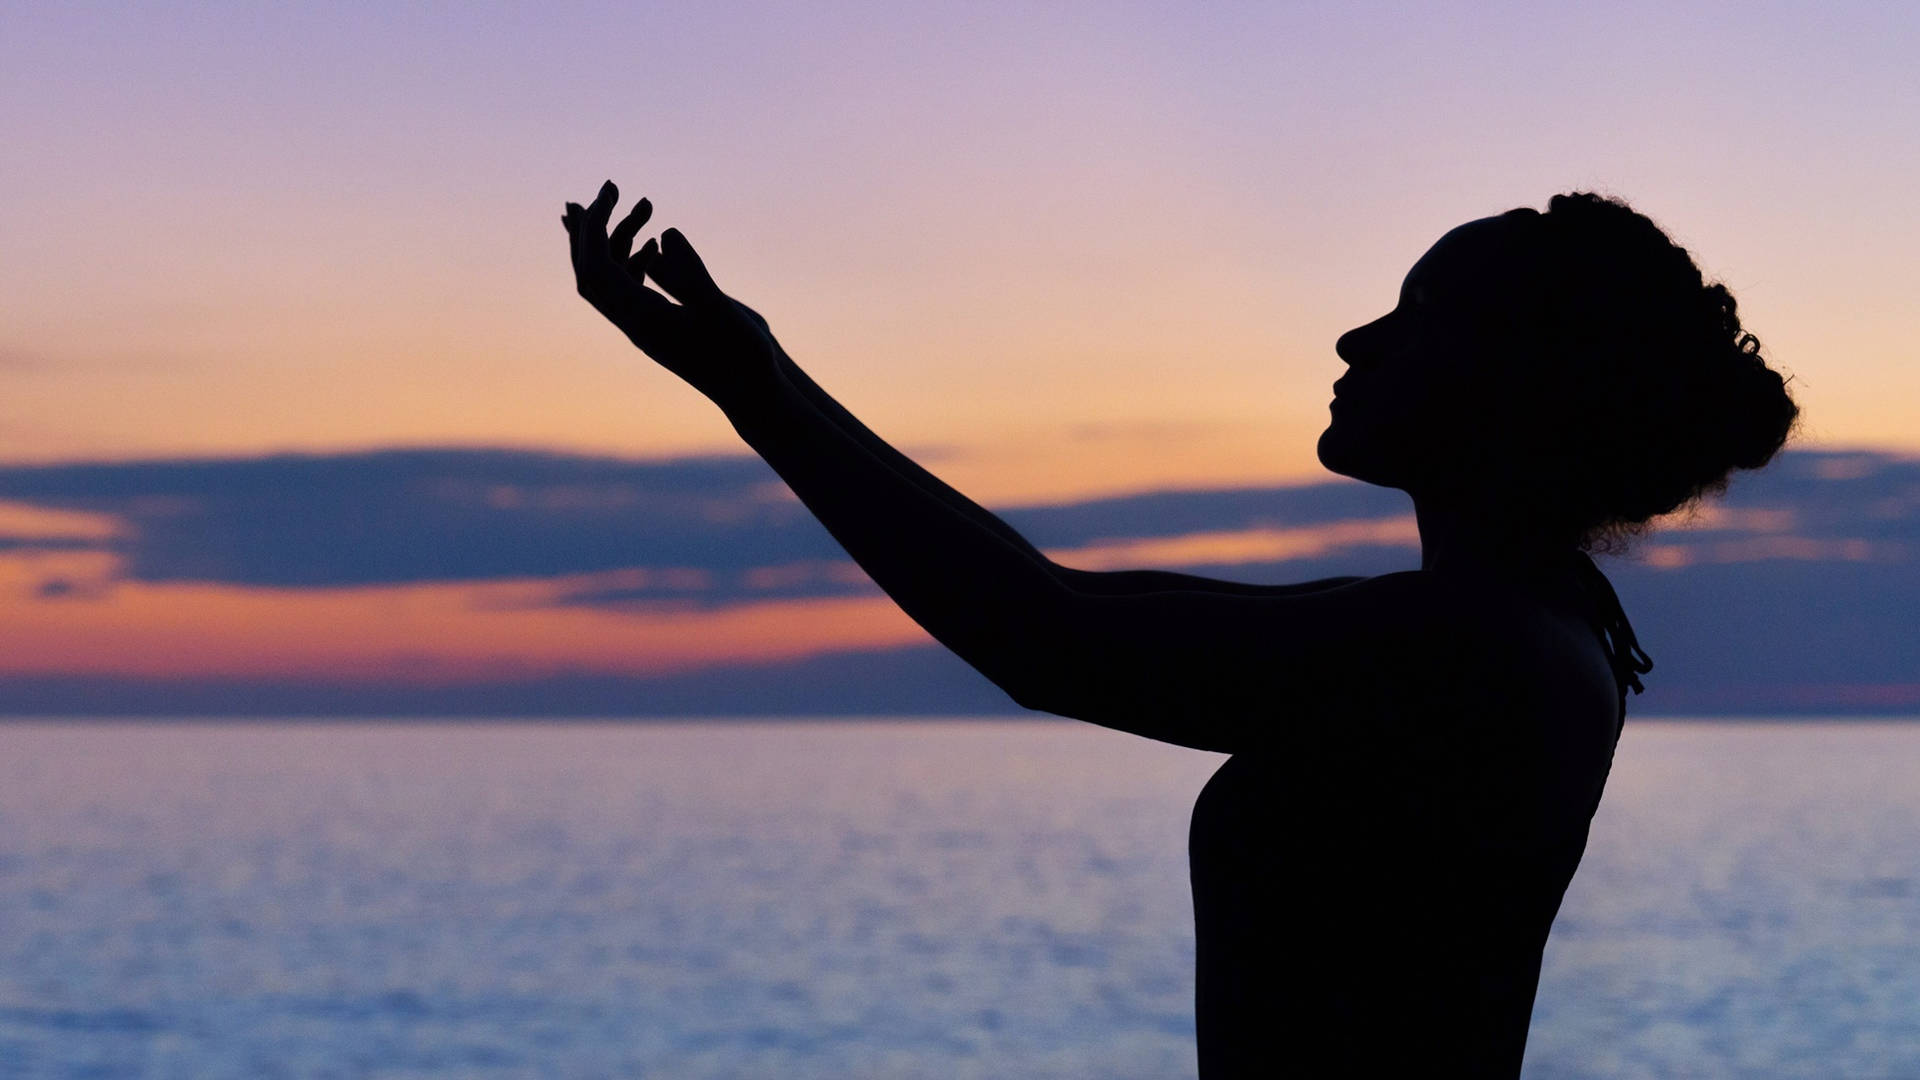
0, 501, 124, 541
0, 562, 924, 681
1044, 516, 1419, 571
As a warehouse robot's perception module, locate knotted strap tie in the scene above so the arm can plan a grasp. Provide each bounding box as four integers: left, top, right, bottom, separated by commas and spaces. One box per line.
1571, 552, 1654, 711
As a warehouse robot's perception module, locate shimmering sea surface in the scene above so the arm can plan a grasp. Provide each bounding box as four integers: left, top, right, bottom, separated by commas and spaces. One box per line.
0, 720, 1916, 1079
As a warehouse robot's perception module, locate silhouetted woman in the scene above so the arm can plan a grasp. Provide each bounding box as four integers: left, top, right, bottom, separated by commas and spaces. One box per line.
562, 185, 1797, 1077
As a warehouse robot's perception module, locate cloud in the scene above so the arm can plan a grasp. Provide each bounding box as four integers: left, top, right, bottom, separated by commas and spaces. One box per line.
0, 446, 1416, 597
1003, 481, 1412, 547
0, 537, 105, 554
0, 449, 843, 589
32, 577, 113, 601
2, 446, 1919, 718
1, 446, 1916, 606
1657, 449, 1920, 543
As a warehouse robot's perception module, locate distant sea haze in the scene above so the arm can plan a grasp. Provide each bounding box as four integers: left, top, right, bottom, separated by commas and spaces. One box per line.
0, 448, 1913, 717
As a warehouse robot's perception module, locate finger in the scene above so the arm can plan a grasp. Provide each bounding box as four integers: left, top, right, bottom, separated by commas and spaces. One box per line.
626, 236, 659, 281
649, 227, 724, 307
565, 202, 593, 264
564, 202, 584, 260
610, 197, 653, 262
567, 202, 619, 298
585, 180, 618, 231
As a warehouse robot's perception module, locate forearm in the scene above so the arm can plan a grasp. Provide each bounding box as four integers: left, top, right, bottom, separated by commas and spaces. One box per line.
778, 356, 1363, 600
775, 351, 1058, 567
719, 369, 1075, 701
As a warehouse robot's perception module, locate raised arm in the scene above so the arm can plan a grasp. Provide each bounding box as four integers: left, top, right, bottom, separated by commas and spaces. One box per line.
775, 351, 1055, 564
606, 198, 1356, 601
778, 346, 1361, 598
563, 183, 1427, 750
565, 183, 1091, 710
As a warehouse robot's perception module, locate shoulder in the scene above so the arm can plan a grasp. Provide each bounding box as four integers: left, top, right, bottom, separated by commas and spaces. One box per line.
1319, 569, 1619, 739
1263, 569, 1517, 660
1425, 569, 1623, 815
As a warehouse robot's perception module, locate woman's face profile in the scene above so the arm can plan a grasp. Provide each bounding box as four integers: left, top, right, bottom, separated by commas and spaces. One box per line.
1317, 215, 1530, 492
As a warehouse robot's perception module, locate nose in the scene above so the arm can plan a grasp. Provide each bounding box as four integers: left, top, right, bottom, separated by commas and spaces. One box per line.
1335, 315, 1388, 367
1335, 327, 1360, 366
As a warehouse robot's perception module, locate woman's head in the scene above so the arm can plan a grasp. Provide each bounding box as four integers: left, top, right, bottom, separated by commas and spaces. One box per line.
1318, 192, 1799, 551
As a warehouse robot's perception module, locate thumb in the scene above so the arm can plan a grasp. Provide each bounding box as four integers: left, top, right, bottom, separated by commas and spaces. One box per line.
650, 228, 725, 306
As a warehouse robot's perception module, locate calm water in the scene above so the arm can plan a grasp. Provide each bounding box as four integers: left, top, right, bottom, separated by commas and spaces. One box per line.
0, 720, 1915, 1079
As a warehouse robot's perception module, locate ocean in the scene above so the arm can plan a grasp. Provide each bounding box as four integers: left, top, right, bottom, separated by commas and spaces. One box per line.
1, 719, 1915, 1079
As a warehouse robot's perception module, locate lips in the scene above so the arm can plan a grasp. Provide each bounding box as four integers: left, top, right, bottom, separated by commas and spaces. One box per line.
1330, 379, 1367, 411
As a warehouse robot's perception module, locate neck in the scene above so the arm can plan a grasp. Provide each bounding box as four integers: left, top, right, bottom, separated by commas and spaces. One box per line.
1412, 495, 1572, 576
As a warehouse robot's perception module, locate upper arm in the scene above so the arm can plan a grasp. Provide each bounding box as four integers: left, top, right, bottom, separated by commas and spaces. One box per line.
1055, 566, 1368, 598
1004, 571, 1475, 754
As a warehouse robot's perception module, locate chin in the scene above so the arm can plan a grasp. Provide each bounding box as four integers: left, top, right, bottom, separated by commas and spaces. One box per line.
1317, 421, 1406, 489
1315, 425, 1350, 476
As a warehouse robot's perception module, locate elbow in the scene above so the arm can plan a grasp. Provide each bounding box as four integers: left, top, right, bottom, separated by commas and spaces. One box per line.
935, 585, 1093, 715
955, 637, 1075, 717
983, 650, 1097, 720
1001, 679, 1059, 716
976, 655, 1058, 715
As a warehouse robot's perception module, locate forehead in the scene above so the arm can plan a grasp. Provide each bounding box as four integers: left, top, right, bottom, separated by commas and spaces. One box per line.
1403, 215, 1528, 293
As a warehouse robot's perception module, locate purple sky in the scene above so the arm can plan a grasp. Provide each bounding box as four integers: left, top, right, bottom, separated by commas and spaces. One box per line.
3, 1, 1912, 495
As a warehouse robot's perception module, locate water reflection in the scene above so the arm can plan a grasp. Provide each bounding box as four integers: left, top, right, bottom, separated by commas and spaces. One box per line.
1, 720, 1916, 1078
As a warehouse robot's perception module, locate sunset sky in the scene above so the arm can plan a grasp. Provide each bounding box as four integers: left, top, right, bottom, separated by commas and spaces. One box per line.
3, 1, 1916, 710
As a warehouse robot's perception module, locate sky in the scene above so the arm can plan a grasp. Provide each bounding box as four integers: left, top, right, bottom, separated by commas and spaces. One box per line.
2, 1, 1916, 711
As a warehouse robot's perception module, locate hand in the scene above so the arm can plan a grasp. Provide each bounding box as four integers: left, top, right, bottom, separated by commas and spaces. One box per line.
563, 181, 782, 405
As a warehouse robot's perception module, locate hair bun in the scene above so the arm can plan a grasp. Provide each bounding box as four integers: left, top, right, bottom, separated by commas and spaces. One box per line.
1492, 192, 1799, 551
1718, 353, 1797, 472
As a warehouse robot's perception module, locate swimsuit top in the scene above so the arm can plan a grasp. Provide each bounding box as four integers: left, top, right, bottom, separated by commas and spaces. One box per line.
1568, 550, 1654, 731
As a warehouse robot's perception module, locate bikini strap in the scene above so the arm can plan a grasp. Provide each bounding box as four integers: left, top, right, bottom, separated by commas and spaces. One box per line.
1569, 551, 1653, 722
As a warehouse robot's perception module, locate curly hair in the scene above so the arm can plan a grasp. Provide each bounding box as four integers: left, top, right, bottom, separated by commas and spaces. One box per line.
1478, 193, 1800, 552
